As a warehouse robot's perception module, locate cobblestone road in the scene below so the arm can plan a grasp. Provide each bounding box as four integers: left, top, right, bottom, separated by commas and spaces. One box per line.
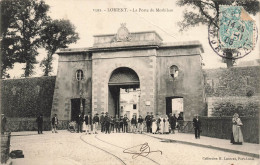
10, 131, 258, 165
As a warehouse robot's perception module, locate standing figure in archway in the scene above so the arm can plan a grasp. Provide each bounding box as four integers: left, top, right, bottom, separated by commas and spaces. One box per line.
131, 115, 137, 133
123, 114, 129, 133
137, 115, 144, 134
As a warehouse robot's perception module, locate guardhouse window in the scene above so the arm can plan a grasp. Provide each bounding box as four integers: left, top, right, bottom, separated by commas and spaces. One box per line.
170, 65, 179, 78
133, 104, 137, 109
76, 70, 84, 81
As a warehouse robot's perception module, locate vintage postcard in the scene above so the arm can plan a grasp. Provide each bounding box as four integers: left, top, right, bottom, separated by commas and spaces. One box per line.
1, 0, 259, 165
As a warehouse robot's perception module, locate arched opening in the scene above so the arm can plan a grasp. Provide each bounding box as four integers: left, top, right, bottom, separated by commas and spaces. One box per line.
108, 67, 140, 118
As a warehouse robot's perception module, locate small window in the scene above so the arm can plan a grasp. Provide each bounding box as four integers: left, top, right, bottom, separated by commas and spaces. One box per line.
170, 65, 179, 78
76, 70, 84, 81
133, 104, 137, 109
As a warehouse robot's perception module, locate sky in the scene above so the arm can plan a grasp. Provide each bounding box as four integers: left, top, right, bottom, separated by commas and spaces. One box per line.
6, 0, 260, 78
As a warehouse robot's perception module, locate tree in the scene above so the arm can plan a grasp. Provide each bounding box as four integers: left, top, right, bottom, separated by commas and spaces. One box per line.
40, 19, 79, 76
1, 0, 50, 77
177, 0, 260, 68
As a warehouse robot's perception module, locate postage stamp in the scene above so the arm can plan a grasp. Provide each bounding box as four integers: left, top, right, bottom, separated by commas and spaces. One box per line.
219, 6, 254, 50
208, 5, 258, 59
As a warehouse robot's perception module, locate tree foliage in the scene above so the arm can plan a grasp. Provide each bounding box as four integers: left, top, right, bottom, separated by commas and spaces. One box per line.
177, 0, 260, 67
40, 19, 79, 76
1, 0, 50, 77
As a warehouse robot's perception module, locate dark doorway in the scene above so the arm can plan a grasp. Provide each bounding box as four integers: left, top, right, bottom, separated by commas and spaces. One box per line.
71, 98, 85, 121
166, 97, 183, 116
166, 97, 172, 115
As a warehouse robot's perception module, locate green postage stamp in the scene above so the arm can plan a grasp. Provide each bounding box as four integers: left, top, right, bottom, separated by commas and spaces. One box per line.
219, 5, 255, 50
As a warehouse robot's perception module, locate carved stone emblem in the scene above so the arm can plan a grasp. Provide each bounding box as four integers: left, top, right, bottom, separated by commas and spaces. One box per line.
115, 23, 131, 42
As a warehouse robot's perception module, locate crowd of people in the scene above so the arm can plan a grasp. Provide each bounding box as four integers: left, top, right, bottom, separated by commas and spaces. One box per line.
2, 111, 244, 145
71, 111, 184, 135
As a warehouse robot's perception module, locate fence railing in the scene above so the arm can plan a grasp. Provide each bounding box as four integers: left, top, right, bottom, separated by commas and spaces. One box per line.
199, 116, 259, 144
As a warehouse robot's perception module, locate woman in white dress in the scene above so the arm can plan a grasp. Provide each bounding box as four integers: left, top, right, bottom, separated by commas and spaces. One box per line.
82, 114, 87, 132
164, 115, 169, 134
159, 116, 164, 134
152, 116, 157, 134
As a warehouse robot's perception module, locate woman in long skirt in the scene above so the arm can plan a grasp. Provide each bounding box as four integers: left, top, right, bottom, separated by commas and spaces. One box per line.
231, 113, 243, 145
152, 117, 157, 134
160, 116, 164, 134
164, 115, 169, 134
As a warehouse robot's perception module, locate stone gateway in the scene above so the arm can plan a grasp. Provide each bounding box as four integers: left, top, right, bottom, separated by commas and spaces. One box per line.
52, 25, 204, 122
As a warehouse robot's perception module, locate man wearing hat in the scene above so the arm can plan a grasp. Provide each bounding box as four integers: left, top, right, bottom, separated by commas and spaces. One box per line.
85, 112, 92, 134
104, 112, 111, 134
119, 115, 124, 132
93, 113, 99, 134
145, 112, 151, 133
169, 113, 176, 134
100, 112, 105, 133
76, 113, 83, 133
1, 114, 7, 134
36, 113, 43, 134
193, 114, 201, 139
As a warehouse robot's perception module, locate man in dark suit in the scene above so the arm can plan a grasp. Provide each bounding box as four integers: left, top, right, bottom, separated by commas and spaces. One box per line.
169, 113, 176, 134
36, 113, 43, 134
76, 113, 84, 133
145, 112, 151, 133
93, 113, 99, 134
100, 112, 105, 133
193, 114, 201, 139
85, 112, 92, 134
104, 112, 110, 134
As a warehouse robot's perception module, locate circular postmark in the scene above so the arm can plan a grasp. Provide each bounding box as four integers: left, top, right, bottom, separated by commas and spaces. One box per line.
208, 7, 258, 60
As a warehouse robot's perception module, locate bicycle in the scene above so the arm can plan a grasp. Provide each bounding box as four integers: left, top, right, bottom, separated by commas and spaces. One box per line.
68, 121, 76, 133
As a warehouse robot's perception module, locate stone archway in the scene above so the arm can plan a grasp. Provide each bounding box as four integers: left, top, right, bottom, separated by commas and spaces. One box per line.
108, 67, 140, 117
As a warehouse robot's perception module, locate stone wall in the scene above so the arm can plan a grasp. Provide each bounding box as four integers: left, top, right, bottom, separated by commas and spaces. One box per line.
156, 47, 205, 121
1, 76, 56, 118
204, 66, 260, 97
91, 49, 157, 117
200, 117, 259, 144
51, 52, 92, 121
4, 118, 69, 132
